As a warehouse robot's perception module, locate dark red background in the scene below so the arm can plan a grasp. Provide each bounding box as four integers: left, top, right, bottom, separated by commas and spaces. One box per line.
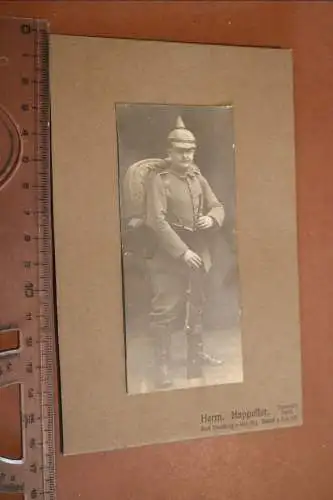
1, 2, 333, 499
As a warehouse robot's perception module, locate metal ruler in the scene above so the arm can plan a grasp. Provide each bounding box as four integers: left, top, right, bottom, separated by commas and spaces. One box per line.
0, 17, 56, 500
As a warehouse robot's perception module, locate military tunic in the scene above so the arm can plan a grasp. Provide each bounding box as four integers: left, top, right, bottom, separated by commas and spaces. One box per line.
145, 163, 225, 329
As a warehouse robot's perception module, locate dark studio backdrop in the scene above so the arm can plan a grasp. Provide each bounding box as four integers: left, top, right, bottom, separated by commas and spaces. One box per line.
115, 103, 241, 333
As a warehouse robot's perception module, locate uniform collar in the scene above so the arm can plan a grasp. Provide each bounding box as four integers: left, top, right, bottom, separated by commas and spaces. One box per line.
165, 159, 200, 179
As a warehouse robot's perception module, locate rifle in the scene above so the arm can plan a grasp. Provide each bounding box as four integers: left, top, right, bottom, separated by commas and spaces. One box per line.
184, 266, 205, 334
174, 226, 207, 379
184, 264, 206, 379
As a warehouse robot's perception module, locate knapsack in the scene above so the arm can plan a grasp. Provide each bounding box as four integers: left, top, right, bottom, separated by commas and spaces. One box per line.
121, 157, 168, 221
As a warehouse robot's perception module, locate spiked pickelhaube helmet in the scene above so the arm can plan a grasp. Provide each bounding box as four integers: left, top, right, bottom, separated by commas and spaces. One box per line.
167, 116, 196, 149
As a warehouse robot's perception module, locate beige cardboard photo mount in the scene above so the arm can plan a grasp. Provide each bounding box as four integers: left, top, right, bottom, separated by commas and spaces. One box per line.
50, 34, 302, 455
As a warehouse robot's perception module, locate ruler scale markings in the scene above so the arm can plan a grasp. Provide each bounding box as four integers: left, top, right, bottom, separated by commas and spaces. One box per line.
0, 17, 56, 500
37, 22, 56, 500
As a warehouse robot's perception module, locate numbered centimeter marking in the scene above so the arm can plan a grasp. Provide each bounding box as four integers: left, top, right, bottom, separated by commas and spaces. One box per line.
0, 18, 56, 500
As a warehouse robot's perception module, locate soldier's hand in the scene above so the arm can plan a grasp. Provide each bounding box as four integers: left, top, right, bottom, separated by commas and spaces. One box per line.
184, 250, 202, 269
196, 216, 214, 229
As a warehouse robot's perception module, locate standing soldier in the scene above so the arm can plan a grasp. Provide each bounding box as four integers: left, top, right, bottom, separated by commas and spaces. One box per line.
145, 116, 225, 388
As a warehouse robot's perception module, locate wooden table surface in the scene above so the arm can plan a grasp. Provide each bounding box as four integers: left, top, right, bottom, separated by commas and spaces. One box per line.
1, 2, 333, 499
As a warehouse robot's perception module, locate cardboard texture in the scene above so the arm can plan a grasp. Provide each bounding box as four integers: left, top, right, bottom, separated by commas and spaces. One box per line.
50, 34, 302, 454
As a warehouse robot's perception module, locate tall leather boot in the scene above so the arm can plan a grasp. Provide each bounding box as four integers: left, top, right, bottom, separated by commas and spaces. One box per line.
186, 327, 223, 379
153, 325, 172, 389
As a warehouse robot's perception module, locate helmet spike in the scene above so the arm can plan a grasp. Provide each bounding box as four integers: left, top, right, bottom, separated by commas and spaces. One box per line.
175, 116, 186, 129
